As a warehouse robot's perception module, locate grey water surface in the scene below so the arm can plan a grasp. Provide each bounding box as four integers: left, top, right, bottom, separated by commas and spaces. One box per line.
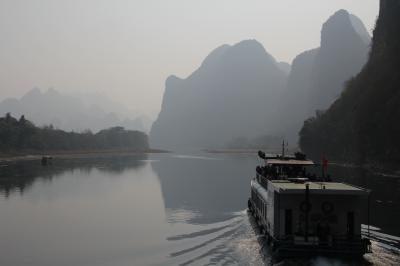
0, 153, 399, 266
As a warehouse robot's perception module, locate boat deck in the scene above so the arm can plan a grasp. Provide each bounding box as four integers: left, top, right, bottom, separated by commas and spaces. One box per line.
269, 180, 369, 195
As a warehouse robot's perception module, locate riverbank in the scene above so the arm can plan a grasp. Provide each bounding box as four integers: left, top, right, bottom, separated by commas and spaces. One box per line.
0, 148, 169, 163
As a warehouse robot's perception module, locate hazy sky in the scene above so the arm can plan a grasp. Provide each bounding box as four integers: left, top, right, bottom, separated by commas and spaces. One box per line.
0, 0, 379, 118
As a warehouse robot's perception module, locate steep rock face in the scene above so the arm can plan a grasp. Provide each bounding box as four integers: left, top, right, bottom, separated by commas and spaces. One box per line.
299, 0, 400, 164
349, 14, 372, 44
309, 10, 370, 112
278, 48, 319, 143
278, 10, 370, 144
150, 40, 287, 150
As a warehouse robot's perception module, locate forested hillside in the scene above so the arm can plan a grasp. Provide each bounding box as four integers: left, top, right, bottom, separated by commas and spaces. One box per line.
0, 113, 149, 152
299, 0, 400, 164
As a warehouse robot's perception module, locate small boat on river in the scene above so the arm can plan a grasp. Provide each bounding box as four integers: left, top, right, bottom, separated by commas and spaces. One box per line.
248, 148, 372, 258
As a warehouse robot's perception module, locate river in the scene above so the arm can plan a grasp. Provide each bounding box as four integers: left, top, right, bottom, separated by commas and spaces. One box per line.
0, 153, 399, 265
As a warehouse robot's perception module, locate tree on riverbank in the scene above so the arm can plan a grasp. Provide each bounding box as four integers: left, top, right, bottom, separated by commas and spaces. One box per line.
0, 113, 149, 152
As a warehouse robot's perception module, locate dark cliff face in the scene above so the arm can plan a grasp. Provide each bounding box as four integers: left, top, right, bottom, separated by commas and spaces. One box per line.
150, 40, 287, 150
299, 0, 400, 164
277, 10, 370, 145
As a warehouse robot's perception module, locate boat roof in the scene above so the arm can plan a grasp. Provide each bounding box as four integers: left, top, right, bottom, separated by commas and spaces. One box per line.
265, 159, 314, 166
270, 180, 369, 195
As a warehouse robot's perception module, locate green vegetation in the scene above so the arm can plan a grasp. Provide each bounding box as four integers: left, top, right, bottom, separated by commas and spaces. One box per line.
0, 113, 149, 152
299, 0, 400, 165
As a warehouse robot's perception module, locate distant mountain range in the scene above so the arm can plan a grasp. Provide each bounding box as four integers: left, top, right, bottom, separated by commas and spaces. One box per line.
150, 9, 370, 150
0, 88, 151, 133
299, 0, 400, 164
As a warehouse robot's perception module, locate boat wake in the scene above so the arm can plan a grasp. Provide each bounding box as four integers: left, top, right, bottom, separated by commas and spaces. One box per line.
166, 210, 266, 266
166, 211, 400, 266
362, 225, 400, 265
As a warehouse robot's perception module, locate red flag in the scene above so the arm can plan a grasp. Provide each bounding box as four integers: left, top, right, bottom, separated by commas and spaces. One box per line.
322, 156, 328, 171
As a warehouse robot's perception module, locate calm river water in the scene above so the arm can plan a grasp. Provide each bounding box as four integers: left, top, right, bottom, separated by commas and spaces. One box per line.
0, 153, 399, 266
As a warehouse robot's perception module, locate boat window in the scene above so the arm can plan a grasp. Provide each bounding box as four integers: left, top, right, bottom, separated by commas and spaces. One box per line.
262, 202, 264, 217
347, 212, 354, 238
285, 209, 293, 235
263, 202, 266, 217
264, 204, 267, 219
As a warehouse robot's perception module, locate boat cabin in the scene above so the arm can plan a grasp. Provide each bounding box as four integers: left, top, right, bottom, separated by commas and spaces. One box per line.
256, 157, 318, 188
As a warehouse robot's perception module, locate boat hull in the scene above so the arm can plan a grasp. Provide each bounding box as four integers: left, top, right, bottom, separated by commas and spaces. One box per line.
248, 191, 370, 258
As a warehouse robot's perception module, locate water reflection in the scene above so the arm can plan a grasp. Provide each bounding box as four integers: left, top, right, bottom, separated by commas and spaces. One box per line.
0, 153, 170, 266
0, 153, 399, 265
0, 154, 147, 197
152, 153, 268, 265
151, 153, 256, 224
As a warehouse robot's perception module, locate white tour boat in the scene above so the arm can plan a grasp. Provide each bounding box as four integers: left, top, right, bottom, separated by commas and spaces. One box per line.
248, 149, 372, 257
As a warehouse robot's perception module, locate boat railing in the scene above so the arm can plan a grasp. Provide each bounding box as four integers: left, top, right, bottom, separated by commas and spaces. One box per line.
275, 234, 368, 250
341, 182, 372, 193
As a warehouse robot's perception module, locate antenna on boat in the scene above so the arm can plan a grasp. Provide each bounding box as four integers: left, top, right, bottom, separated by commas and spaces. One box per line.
281, 140, 284, 157
281, 140, 288, 158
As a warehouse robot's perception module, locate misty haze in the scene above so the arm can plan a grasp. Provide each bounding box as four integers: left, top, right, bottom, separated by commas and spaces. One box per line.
1, 1, 400, 266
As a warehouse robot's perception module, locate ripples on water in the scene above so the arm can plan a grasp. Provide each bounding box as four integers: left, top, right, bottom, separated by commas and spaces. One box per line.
165, 211, 400, 266
164, 210, 265, 266
0, 153, 399, 265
